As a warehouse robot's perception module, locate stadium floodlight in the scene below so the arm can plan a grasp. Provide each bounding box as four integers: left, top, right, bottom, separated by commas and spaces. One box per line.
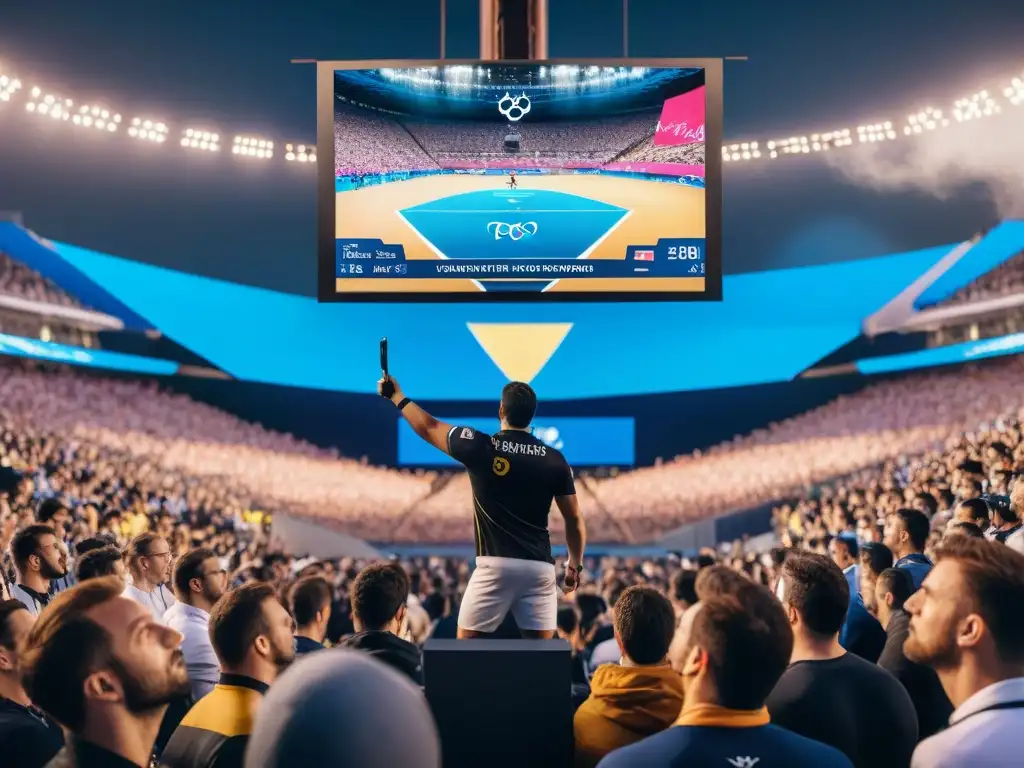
25, 88, 73, 122
953, 90, 1001, 122
1005, 77, 1024, 107
181, 128, 220, 152
722, 141, 761, 162
128, 117, 168, 143
232, 135, 274, 159
0, 73, 22, 103
856, 121, 897, 143
284, 143, 316, 163
904, 107, 947, 135
71, 104, 122, 132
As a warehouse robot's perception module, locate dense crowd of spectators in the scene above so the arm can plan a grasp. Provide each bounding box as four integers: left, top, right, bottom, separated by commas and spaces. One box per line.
333, 101, 439, 176
2, 406, 1023, 765
936, 249, 1024, 307
0, 362, 435, 544
404, 112, 654, 159
589, 357, 1024, 540
0, 251, 88, 310
615, 138, 705, 166
0, 314, 1023, 765
334, 101, 664, 175
5, 356, 1024, 547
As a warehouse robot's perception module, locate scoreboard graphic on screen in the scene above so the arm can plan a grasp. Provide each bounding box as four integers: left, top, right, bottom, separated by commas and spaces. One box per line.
317, 59, 722, 303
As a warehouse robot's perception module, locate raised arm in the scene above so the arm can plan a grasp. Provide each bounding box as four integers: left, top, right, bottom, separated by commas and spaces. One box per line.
379, 377, 454, 456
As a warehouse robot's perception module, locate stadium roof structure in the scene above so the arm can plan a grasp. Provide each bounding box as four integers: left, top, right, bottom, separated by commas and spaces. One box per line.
1, 219, 1023, 401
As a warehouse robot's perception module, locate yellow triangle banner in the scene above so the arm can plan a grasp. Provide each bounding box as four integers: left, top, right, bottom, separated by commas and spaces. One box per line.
467, 323, 573, 384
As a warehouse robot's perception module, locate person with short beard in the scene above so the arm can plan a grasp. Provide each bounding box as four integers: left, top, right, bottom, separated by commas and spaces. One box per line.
904, 537, 1024, 768
19, 576, 191, 767
9, 524, 70, 616
163, 549, 228, 701
160, 582, 295, 768
36, 499, 75, 594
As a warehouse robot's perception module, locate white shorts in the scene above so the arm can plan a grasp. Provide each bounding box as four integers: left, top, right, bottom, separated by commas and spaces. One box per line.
458, 556, 557, 633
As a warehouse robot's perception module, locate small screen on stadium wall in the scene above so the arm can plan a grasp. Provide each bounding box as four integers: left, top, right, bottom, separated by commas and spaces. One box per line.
317, 59, 722, 303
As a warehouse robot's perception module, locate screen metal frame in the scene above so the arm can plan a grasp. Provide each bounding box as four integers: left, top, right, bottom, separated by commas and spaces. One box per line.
317, 57, 722, 304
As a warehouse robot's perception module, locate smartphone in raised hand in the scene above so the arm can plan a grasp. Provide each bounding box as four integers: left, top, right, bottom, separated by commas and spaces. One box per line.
379, 337, 395, 399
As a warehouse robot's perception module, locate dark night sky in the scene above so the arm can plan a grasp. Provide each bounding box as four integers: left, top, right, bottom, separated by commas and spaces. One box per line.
1, 0, 1022, 294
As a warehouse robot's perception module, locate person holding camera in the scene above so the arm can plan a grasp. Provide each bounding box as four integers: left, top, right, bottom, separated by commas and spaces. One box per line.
378, 374, 585, 639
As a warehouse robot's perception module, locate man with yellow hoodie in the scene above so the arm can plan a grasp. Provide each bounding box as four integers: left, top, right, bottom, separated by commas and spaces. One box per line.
573, 585, 684, 768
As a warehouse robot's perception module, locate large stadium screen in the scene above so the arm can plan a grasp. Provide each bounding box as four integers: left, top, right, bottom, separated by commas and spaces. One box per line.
317, 59, 722, 303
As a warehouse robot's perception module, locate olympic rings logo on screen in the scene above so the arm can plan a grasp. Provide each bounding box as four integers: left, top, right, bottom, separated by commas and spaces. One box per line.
498, 92, 531, 122
488, 222, 538, 241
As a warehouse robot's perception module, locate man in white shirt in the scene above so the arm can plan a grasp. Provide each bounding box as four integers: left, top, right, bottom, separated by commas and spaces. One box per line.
163, 547, 228, 700
122, 533, 176, 620
904, 536, 1024, 768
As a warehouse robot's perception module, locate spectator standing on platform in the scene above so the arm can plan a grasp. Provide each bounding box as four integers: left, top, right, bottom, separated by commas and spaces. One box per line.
163, 548, 227, 701
599, 567, 852, 768
573, 585, 684, 767
767, 552, 918, 768
379, 376, 585, 638
20, 577, 191, 767
905, 538, 1024, 768
874, 568, 953, 739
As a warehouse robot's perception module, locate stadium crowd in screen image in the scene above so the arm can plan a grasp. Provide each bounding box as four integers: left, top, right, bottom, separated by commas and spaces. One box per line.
327, 63, 715, 301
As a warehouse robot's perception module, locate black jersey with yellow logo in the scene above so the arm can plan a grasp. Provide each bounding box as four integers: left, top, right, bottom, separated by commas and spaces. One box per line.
447, 426, 575, 564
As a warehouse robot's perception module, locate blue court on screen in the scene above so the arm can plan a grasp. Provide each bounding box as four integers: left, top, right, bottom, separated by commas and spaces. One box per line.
398, 189, 629, 292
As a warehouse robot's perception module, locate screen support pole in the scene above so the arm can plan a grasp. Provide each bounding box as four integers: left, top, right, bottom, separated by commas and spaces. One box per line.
480, 0, 549, 61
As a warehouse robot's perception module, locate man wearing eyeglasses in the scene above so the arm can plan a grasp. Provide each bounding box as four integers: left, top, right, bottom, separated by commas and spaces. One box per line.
123, 533, 178, 621
164, 548, 229, 701
9, 524, 69, 616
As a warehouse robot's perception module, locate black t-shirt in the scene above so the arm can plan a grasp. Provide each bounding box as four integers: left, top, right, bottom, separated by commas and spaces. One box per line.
0, 696, 65, 768
877, 610, 954, 740
447, 426, 575, 563
766, 653, 918, 768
